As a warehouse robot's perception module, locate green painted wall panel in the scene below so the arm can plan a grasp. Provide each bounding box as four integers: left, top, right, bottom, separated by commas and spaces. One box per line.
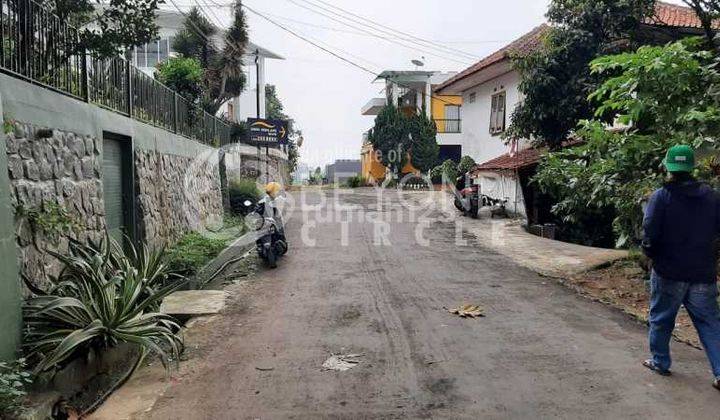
0, 116, 22, 361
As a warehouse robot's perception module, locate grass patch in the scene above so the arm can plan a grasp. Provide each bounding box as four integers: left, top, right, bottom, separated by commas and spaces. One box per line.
167, 233, 228, 276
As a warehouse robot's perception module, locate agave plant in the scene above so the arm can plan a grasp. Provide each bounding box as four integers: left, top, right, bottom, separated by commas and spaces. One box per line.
23, 236, 186, 374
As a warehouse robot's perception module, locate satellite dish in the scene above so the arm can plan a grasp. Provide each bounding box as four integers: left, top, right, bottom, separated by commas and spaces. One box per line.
411, 59, 424, 67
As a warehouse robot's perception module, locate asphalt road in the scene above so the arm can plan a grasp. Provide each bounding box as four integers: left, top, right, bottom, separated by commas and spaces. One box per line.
145, 189, 720, 419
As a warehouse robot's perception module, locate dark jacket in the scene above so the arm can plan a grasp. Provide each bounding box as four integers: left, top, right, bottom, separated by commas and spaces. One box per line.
642, 181, 720, 283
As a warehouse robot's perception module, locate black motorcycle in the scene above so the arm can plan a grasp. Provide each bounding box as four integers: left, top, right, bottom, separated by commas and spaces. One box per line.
244, 199, 288, 268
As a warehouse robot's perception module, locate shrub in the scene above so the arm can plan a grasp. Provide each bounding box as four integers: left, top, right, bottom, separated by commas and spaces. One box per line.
228, 178, 261, 215
0, 359, 32, 416
166, 232, 228, 276
23, 238, 185, 374
345, 175, 365, 188
458, 155, 476, 175
430, 159, 458, 184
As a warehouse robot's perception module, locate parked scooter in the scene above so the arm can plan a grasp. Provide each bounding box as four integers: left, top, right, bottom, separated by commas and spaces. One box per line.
453, 174, 479, 218
243, 196, 288, 268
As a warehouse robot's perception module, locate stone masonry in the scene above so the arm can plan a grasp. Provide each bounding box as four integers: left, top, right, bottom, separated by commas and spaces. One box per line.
4, 120, 224, 292
5, 122, 105, 293
135, 149, 223, 247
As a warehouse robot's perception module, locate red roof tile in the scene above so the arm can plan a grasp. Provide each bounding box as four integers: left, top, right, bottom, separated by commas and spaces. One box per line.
472, 147, 543, 172
435, 24, 550, 93
646, 1, 719, 29
436, 3, 712, 94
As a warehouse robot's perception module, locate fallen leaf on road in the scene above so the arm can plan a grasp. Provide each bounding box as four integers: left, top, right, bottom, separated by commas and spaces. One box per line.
322, 354, 363, 371
447, 304, 485, 318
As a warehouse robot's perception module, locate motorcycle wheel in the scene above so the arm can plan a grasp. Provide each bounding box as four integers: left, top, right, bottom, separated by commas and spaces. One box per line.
266, 247, 278, 269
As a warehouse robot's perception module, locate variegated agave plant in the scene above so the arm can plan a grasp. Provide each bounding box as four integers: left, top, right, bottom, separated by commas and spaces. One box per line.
23, 236, 186, 374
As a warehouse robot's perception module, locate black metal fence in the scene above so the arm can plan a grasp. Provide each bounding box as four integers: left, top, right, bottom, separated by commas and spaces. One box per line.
0, 0, 231, 146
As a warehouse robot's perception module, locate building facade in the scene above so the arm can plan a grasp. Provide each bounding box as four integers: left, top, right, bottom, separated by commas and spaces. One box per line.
132, 9, 284, 123
326, 159, 362, 184
360, 71, 463, 181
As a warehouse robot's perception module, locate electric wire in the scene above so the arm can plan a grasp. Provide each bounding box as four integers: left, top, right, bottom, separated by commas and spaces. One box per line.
300, 0, 480, 60
242, 3, 458, 106
284, 0, 475, 65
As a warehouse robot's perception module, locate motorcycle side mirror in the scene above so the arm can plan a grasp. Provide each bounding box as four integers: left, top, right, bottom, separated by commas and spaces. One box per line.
243, 200, 253, 207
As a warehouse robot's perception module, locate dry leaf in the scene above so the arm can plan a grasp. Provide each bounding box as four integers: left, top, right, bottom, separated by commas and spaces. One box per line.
447, 304, 485, 318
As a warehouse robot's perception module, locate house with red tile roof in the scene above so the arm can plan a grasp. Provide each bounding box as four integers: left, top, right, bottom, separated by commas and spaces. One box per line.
433, 1, 713, 220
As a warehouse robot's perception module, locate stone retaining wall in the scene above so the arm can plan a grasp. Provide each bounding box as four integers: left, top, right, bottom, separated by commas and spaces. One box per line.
5, 122, 105, 292
4, 121, 223, 291
135, 149, 222, 247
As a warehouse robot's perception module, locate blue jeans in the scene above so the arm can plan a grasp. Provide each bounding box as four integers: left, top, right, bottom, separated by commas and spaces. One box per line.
649, 270, 720, 377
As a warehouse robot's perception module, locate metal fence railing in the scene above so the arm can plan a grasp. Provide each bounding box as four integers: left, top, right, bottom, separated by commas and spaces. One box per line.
0, 0, 231, 147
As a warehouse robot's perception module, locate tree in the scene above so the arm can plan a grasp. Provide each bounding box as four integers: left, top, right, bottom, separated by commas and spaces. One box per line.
173, 2, 248, 114
155, 57, 204, 104
51, 0, 163, 57
368, 105, 410, 177
408, 112, 439, 173
680, 0, 720, 48
506, 0, 656, 149
458, 155, 476, 175
534, 38, 720, 247
265, 84, 300, 174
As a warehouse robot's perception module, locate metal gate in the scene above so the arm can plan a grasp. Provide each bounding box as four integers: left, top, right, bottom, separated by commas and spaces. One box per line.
102, 134, 132, 244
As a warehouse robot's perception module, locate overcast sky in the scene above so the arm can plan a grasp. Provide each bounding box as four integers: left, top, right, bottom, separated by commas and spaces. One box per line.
164, 0, 684, 170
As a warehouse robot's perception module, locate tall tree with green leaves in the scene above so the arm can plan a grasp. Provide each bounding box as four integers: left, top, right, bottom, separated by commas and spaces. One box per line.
368, 105, 410, 177
173, 2, 248, 114
407, 112, 439, 173
49, 0, 163, 57
506, 0, 656, 149
266, 84, 300, 174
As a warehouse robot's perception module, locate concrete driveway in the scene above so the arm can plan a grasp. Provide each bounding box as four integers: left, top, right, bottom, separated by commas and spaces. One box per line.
135, 189, 720, 419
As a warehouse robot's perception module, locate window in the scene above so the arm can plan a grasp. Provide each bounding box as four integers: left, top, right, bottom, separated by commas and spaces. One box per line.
135, 44, 146, 68
443, 104, 461, 133
146, 40, 159, 68
490, 91, 506, 134
468, 92, 476, 103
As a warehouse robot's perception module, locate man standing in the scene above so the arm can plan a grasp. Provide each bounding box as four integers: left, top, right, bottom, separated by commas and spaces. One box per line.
642, 145, 720, 391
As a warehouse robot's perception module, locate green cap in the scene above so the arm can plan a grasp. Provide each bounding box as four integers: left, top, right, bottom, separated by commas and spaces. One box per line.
664, 145, 695, 173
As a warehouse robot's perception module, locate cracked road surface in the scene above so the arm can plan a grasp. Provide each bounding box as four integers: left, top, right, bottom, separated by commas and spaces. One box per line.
143, 190, 720, 419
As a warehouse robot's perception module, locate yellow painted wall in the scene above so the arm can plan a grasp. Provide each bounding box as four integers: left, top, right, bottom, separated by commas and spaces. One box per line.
431, 94, 462, 133
361, 143, 418, 180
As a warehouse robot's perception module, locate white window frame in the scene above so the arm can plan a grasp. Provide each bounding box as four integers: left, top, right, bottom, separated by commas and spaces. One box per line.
489, 91, 506, 135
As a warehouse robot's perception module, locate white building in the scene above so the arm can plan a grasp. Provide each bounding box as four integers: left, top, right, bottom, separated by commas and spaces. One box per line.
361, 70, 464, 165
434, 25, 548, 219
132, 9, 284, 123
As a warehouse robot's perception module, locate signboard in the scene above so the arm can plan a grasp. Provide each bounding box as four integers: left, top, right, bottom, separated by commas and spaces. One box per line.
247, 118, 288, 146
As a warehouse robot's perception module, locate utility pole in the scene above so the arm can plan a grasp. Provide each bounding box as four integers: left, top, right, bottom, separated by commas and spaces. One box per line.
255, 48, 265, 184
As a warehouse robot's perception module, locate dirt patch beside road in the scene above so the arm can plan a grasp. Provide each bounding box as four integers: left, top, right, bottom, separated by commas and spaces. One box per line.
564, 259, 700, 347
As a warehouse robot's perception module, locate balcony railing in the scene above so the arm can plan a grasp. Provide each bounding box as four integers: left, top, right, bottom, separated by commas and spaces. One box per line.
0, 0, 230, 147
435, 119, 462, 134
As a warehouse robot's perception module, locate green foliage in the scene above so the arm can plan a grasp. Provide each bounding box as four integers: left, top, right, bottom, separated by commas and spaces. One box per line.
156, 57, 204, 104
266, 85, 300, 174
344, 175, 366, 188
458, 155, 476, 174
430, 159, 459, 184
228, 178, 261, 216
534, 38, 720, 248
507, 0, 656, 148
51, 0, 162, 58
17, 202, 82, 244
23, 238, 185, 374
166, 233, 228, 276
173, 4, 248, 114
408, 112, 439, 173
0, 358, 32, 417
368, 105, 411, 176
